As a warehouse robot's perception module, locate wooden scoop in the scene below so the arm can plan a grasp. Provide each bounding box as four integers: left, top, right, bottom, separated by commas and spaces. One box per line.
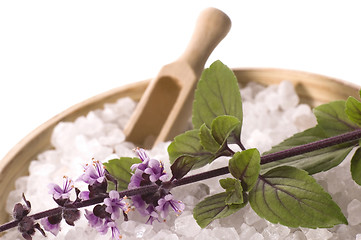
124, 7, 231, 148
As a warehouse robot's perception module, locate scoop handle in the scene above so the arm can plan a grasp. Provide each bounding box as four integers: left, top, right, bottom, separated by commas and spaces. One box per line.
178, 7, 231, 77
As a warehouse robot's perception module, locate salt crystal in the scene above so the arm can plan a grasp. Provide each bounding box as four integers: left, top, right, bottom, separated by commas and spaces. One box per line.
74, 112, 104, 137
121, 220, 137, 234
196, 229, 217, 240
347, 199, 361, 225
249, 232, 265, 240
149, 229, 179, 240
98, 126, 125, 146
278, 80, 299, 110
239, 223, 258, 239
284, 230, 307, 240
174, 211, 201, 237
291, 104, 317, 130
212, 227, 240, 240
134, 223, 153, 238
303, 228, 333, 240
264, 92, 280, 111
262, 223, 290, 239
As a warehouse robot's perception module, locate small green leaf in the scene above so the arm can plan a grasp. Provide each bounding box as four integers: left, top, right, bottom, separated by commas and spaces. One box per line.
228, 149, 261, 191
314, 100, 359, 137
199, 124, 220, 153
168, 129, 215, 179
104, 157, 142, 191
262, 126, 355, 174
193, 192, 247, 228
346, 96, 361, 126
351, 147, 361, 185
249, 166, 347, 228
192, 60, 243, 133
211, 115, 241, 145
220, 178, 244, 205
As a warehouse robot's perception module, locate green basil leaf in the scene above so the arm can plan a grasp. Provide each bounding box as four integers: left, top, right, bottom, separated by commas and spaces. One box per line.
104, 157, 141, 191
211, 115, 241, 145
219, 178, 244, 205
199, 124, 220, 154
192, 60, 243, 133
262, 126, 355, 174
228, 149, 261, 191
351, 147, 361, 186
168, 129, 215, 179
249, 166, 347, 228
314, 100, 359, 137
346, 96, 361, 126
193, 192, 247, 228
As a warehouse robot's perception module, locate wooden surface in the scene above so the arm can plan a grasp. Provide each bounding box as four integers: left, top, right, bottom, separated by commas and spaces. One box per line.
123, 8, 231, 148
0, 68, 359, 224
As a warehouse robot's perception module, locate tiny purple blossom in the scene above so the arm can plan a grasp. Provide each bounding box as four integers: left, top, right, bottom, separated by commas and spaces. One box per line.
130, 148, 150, 172
78, 159, 106, 185
145, 205, 159, 224
128, 169, 144, 189
48, 176, 74, 200
144, 159, 168, 182
108, 221, 122, 240
84, 209, 103, 228
156, 194, 185, 219
104, 190, 128, 220
40, 217, 61, 236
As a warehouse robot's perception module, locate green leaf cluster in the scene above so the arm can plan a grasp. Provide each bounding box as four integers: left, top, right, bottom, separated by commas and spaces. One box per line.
168, 60, 243, 179
170, 60, 358, 229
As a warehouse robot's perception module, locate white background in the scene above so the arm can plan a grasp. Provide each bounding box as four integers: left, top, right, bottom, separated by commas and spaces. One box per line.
0, 0, 361, 160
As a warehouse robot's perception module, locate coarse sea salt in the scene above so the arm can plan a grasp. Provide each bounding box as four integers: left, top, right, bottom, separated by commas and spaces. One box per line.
3, 80, 361, 239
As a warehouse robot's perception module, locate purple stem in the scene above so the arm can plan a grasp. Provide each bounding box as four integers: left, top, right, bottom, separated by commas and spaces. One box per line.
1, 128, 361, 233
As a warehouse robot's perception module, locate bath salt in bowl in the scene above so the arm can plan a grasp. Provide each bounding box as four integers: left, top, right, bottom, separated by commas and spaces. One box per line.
0, 67, 360, 240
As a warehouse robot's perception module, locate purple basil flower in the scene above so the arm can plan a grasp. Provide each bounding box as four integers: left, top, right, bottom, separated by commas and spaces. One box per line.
84, 209, 103, 228
130, 148, 151, 172
156, 194, 185, 219
144, 159, 168, 182
145, 205, 159, 224
48, 176, 74, 200
78, 159, 106, 185
130, 195, 146, 215
40, 217, 61, 236
108, 221, 122, 240
104, 190, 128, 220
128, 169, 144, 189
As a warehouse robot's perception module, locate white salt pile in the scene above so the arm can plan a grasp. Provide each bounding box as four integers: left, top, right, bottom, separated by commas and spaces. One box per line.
3, 80, 361, 240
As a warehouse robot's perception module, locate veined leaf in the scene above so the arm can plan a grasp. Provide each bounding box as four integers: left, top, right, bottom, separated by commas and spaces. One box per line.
193, 192, 247, 228
168, 129, 215, 179
219, 178, 244, 205
199, 116, 241, 154
211, 115, 241, 145
346, 96, 361, 126
104, 157, 141, 191
314, 100, 359, 137
249, 166, 347, 228
192, 60, 243, 135
262, 126, 355, 174
228, 149, 260, 191
351, 147, 361, 185
199, 124, 220, 154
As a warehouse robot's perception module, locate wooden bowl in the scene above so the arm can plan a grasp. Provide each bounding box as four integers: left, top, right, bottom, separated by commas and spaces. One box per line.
0, 68, 359, 224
